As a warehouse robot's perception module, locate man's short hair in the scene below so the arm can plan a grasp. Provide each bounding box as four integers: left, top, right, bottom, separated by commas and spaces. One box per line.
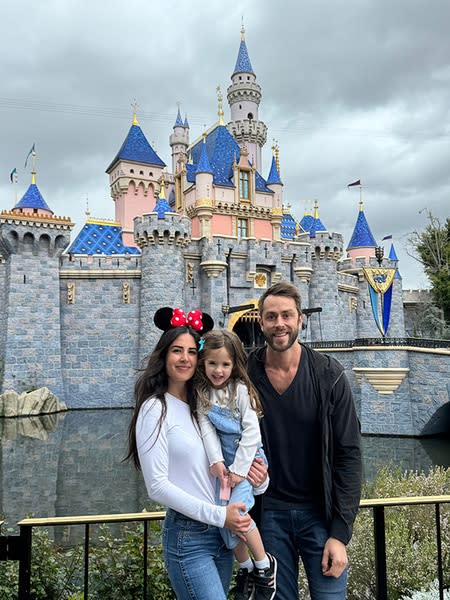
258, 281, 302, 316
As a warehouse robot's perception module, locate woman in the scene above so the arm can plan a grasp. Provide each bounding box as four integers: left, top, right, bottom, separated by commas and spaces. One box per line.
126, 307, 266, 599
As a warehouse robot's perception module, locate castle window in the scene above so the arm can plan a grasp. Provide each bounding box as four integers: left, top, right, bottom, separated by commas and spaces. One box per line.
247, 112, 253, 120
237, 218, 248, 239
239, 170, 249, 200
130, 169, 134, 174
139, 170, 144, 175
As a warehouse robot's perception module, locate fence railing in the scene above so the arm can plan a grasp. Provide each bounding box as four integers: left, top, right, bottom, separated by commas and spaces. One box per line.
1, 496, 449, 599
306, 337, 450, 350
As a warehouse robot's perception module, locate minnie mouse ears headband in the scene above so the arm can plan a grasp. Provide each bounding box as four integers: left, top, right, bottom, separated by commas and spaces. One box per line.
154, 307, 214, 334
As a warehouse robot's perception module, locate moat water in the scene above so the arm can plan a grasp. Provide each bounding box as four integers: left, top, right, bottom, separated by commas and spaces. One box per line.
1, 408, 450, 531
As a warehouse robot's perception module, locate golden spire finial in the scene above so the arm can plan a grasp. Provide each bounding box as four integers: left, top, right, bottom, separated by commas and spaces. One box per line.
31, 172, 36, 185
160, 173, 166, 199
216, 85, 224, 125
274, 140, 280, 176
313, 199, 319, 219
132, 99, 139, 125
85, 195, 91, 217
241, 16, 245, 40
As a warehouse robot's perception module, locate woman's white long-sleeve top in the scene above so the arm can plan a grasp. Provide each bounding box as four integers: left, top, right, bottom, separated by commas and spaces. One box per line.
136, 393, 226, 528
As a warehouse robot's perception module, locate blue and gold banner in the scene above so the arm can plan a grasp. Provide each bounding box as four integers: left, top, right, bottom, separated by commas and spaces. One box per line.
363, 267, 396, 336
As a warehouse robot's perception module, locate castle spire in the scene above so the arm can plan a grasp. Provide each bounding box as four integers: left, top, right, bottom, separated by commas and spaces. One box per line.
217, 85, 225, 125
132, 99, 139, 125
233, 24, 254, 75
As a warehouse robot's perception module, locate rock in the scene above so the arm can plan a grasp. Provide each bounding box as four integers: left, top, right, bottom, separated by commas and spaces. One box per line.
0, 387, 67, 417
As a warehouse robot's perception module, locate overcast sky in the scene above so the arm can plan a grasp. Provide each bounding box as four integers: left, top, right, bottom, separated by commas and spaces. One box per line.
1, 0, 449, 289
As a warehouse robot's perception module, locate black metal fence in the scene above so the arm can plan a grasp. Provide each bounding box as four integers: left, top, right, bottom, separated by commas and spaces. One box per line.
1, 496, 449, 599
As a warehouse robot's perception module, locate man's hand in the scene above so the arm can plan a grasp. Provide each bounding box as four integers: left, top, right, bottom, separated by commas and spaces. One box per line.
247, 457, 268, 487
321, 537, 348, 578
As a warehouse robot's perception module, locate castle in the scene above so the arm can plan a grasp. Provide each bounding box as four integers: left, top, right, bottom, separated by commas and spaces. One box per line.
0, 28, 448, 436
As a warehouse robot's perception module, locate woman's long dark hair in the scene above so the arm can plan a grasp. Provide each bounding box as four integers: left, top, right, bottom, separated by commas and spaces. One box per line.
125, 325, 200, 469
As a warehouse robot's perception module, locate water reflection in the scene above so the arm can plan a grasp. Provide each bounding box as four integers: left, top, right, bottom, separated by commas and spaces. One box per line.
1, 409, 450, 531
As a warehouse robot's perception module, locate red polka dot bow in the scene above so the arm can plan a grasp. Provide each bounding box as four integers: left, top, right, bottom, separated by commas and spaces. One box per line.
170, 308, 204, 331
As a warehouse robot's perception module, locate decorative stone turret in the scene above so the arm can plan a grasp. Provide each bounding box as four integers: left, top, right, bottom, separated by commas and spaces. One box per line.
0, 168, 73, 398
170, 106, 190, 175
134, 195, 191, 359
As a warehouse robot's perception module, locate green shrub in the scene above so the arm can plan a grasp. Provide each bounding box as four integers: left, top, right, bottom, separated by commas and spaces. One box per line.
347, 466, 450, 600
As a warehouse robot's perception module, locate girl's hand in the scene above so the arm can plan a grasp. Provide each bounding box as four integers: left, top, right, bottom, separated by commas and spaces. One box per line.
229, 472, 245, 487
247, 457, 268, 487
210, 462, 227, 481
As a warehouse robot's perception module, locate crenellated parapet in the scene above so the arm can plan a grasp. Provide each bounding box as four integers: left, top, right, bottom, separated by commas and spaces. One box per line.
226, 119, 267, 148
0, 210, 73, 258
133, 213, 191, 249
309, 232, 344, 261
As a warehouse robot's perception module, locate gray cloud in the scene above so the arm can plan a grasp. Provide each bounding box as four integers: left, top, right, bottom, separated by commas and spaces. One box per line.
1, 0, 449, 290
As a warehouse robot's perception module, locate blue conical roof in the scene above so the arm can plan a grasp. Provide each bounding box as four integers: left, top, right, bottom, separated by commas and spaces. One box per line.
347, 209, 377, 250
174, 108, 183, 127
388, 243, 402, 279
267, 156, 282, 185
233, 39, 254, 75
106, 124, 165, 171
184, 115, 189, 128
196, 140, 214, 175
15, 182, 53, 213
388, 243, 398, 261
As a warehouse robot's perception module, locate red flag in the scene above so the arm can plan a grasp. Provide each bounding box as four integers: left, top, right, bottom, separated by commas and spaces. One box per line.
347, 179, 361, 187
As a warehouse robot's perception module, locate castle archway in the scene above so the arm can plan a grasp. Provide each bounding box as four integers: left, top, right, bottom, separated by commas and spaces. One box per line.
226, 300, 264, 350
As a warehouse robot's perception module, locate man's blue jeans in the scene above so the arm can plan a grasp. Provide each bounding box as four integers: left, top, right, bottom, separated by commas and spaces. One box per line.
163, 508, 233, 599
260, 507, 348, 600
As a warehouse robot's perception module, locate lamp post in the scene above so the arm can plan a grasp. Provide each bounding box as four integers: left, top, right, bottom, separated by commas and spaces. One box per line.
375, 246, 384, 266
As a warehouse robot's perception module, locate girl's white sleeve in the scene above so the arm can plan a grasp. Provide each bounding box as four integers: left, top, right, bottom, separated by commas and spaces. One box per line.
136, 400, 226, 528
198, 411, 224, 466
228, 382, 262, 477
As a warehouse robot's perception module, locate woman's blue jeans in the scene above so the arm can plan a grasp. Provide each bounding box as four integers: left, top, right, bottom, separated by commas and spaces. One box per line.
260, 507, 348, 600
162, 508, 233, 599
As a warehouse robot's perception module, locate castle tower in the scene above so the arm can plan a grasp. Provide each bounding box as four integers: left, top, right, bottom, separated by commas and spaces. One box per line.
346, 200, 377, 263
134, 188, 190, 360
305, 204, 345, 341
266, 145, 284, 240
194, 134, 214, 240
226, 25, 267, 172
169, 106, 189, 175
0, 162, 73, 398
106, 110, 166, 247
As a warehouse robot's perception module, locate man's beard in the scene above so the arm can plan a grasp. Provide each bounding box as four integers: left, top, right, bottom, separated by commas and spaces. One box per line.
263, 328, 299, 352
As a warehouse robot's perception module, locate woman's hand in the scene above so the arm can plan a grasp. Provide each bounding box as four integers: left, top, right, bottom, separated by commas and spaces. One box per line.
247, 457, 268, 487
224, 502, 251, 537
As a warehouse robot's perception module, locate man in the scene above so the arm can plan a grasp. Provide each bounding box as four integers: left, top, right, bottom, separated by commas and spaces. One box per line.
247, 281, 361, 600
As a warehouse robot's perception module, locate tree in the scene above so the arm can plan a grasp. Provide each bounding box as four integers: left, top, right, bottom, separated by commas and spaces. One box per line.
408, 212, 450, 327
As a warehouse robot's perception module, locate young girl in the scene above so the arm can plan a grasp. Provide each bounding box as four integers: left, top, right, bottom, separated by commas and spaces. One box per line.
196, 329, 277, 600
